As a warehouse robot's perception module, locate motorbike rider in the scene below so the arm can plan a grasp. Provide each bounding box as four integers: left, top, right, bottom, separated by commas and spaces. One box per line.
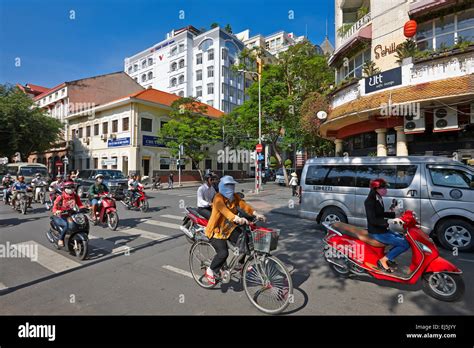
11, 175, 32, 209
88, 174, 109, 221
196, 173, 217, 220
31, 173, 45, 202
204, 175, 266, 285
2, 173, 14, 204
50, 174, 64, 192
127, 173, 142, 205
365, 178, 408, 272
52, 181, 85, 247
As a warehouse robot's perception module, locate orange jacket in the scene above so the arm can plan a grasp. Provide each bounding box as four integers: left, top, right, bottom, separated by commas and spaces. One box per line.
205, 193, 254, 240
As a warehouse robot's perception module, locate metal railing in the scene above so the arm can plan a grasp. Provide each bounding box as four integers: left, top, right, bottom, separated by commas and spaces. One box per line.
340, 12, 372, 46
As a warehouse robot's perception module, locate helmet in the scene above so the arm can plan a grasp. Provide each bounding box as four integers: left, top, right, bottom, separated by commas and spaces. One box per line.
35, 173, 41, 177
56, 174, 63, 179
63, 181, 75, 189
95, 174, 104, 180
5, 173, 11, 178
369, 178, 389, 189
220, 175, 238, 186
204, 173, 213, 181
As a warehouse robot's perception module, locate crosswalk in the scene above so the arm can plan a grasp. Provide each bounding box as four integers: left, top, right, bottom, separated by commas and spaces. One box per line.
0, 213, 186, 292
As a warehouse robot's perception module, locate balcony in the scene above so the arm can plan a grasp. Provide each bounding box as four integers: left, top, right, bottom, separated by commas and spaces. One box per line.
339, 12, 371, 47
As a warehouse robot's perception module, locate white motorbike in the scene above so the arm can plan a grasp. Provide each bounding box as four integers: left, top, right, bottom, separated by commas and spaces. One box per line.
31, 180, 48, 204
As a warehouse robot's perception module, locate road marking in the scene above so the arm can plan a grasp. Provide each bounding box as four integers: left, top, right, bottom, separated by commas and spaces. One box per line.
0, 282, 8, 290
162, 265, 193, 278
140, 219, 181, 230
161, 214, 184, 221
12, 241, 81, 273
119, 227, 171, 241
459, 258, 474, 263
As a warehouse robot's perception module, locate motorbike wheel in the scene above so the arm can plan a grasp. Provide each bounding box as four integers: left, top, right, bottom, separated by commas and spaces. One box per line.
422, 272, 465, 302
69, 234, 88, 260
40, 192, 45, 205
107, 211, 119, 231
324, 247, 350, 278
21, 201, 27, 215
140, 199, 149, 213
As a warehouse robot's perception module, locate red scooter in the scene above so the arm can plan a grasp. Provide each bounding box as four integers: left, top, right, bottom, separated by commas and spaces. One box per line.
322, 210, 465, 302
121, 185, 149, 212
89, 193, 119, 231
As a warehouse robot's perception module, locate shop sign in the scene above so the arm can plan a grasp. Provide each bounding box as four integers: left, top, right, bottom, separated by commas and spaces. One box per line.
143, 135, 166, 147
373, 42, 403, 60
102, 158, 117, 165
108, 137, 130, 148
365, 67, 402, 94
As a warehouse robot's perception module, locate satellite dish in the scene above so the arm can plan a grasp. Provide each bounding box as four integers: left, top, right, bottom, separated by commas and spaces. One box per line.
317, 111, 327, 120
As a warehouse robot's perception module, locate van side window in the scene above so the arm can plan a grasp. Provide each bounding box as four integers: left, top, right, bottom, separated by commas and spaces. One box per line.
305, 166, 330, 185
324, 166, 356, 187
429, 168, 472, 189
356, 165, 417, 189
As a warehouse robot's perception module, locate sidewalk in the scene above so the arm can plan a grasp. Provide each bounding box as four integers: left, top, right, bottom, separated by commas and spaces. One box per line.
145, 178, 255, 191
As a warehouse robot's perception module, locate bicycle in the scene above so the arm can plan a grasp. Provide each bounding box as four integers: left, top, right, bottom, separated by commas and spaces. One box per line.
189, 215, 293, 315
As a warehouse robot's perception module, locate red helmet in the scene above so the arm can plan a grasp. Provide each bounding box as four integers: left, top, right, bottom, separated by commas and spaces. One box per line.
369, 178, 388, 189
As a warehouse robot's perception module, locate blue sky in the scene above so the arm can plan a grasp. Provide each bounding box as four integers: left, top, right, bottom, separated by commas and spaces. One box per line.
0, 0, 334, 88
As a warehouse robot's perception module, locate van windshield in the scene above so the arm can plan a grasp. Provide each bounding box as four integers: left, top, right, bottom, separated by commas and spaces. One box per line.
96, 170, 125, 180
19, 167, 48, 177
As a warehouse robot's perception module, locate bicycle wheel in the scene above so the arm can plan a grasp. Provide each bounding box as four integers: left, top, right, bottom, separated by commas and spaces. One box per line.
189, 241, 217, 289
243, 255, 293, 315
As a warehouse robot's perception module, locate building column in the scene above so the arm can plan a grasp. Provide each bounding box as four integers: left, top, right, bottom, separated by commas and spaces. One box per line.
334, 139, 344, 156
394, 126, 408, 156
375, 128, 387, 157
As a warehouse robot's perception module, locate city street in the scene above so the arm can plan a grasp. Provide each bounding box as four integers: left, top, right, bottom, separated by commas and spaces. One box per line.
1, 182, 473, 315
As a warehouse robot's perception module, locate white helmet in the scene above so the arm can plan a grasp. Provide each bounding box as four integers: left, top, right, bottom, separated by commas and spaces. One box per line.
95, 174, 104, 180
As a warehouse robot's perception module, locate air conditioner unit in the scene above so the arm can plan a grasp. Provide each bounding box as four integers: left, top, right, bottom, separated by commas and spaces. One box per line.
109, 134, 116, 139
100, 134, 107, 141
404, 110, 425, 134
433, 107, 459, 132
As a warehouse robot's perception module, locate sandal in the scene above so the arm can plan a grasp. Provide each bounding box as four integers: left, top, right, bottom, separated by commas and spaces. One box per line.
377, 260, 393, 273
57, 240, 64, 247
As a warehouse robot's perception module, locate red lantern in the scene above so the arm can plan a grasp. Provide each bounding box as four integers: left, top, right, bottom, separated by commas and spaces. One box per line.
404, 20, 417, 38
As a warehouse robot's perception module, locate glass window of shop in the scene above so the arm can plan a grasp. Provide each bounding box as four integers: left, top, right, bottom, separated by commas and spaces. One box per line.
336, 48, 371, 83
416, 9, 474, 51
160, 157, 170, 170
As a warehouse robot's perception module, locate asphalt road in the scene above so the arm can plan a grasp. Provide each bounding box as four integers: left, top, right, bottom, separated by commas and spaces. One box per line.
0, 183, 473, 315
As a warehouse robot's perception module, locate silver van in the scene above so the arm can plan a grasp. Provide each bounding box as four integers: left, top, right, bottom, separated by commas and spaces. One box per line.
300, 156, 474, 251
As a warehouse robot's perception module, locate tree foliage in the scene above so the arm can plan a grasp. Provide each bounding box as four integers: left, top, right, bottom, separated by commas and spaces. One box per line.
158, 97, 221, 179
0, 84, 63, 160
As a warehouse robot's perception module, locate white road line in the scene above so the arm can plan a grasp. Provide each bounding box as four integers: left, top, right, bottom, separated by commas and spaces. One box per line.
119, 227, 171, 241
0, 282, 8, 290
140, 219, 181, 230
459, 258, 474, 263
162, 265, 193, 278
12, 241, 81, 273
161, 214, 184, 221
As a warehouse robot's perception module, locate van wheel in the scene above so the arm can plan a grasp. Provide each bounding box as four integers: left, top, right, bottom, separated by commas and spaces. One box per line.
437, 219, 474, 252
321, 207, 347, 224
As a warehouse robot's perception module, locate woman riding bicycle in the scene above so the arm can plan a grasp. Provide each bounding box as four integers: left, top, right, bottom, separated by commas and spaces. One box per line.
204, 175, 266, 285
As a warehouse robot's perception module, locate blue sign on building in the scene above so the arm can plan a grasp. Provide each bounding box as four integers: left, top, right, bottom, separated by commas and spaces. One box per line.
108, 137, 130, 147
365, 67, 402, 94
143, 135, 166, 147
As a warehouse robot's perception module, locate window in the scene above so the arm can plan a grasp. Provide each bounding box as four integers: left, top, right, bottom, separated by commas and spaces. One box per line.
178, 90, 184, 97
133, 64, 138, 72
148, 72, 153, 80
217, 162, 223, 170
207, 66, 214, 78
142, 60, 147, 68
222, 66, 228, 78
198, 38, 213, 51
122, 117, 129, 131
205, 159, 212, 170
170, 77, 177, 87
208, 49, 214, 60
170, 46, 178, 56
429, 167, 473, 189
207, 100, 213, 107
78, 127, 83, 138
196, 53, 202, 64
179, 43, 185, 53
86, 125, 91, 137
238, 163, 243, 170
93, 158, 98, 169
324, 166, 356, 187
207, 83, 214, 94
160, 121, 168, 129
196, 69, 202, 81
171, 62, 177, 71
134, 77, 138, 82
196, 86, 203, 97
336, 48, 370, 83
227, 163, 233, 170
128, 66, 132, 73
148, 57, 153, 65
94, 124, 99, 136
141, 74, 146, 82
160, 157, 170, 170
112, 120, 118, 133
178, 75, 184, 84
225, 41, 239, 57
102, 122, 108, 134
355, 165, 418, 189
141, 118, 152, 132
179, 59, 185, 69
222, 48, 228, 60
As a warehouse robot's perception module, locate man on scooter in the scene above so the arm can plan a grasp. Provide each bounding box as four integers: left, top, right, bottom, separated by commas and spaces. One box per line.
365, 178, 408, 272
31, 173, 45, 202
127, 173, 141, 205
11, 175, 32, 209
88, 174, 109, 221
52, 181, 85, 247
196, 173, 217, 220
2, 174, 14, 204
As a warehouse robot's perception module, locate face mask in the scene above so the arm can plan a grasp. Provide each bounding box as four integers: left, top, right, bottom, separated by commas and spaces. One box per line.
97, 179, 103, 184
65, 189, 73, 195
219, 183, 235, 202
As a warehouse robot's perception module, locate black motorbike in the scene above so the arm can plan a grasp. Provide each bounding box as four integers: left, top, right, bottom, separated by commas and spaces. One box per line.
46, 207, 90, 260
13, 189, 33, 215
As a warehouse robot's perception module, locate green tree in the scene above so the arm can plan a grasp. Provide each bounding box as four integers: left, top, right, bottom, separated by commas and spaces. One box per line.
158, 97, 221, 180
224, 24, 233, 33
210, 22, 219, 29
0, 84, 63, 160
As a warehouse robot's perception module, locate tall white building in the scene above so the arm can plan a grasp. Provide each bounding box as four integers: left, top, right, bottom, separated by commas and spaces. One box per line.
124, 25, 248, 113
235, 29, 307, 56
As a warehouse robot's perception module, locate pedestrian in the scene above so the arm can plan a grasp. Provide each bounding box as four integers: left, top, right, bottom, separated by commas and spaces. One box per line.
152, 174, 161, 190
168, 173, 174, 189
289, 172, 299, 197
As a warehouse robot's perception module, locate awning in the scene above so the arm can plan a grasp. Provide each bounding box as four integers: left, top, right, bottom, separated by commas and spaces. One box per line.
409, 0, 458, 17
328, 24, 372, 66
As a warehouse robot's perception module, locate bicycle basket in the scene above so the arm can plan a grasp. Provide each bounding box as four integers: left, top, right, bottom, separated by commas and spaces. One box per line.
250, 228, 279, 253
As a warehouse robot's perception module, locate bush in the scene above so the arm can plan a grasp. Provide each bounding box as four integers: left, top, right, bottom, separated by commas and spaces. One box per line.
284, 159, 292, 168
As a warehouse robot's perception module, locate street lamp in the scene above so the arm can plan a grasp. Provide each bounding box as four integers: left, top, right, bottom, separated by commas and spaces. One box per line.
238, 69, 262, 193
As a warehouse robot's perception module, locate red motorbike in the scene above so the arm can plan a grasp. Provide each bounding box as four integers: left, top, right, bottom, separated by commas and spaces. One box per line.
322, 210, 465, 302
89, 193, 119, 231
121, 185, 149, 212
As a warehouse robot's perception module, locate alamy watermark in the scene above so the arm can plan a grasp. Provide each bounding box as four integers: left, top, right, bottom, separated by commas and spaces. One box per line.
380, 101, 421, 119
217, 146, 254, 164
0, 242, 38, 262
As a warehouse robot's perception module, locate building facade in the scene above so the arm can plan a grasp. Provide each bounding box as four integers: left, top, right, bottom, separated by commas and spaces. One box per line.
124, 26, 247, 113
236, 29, 307, 56
322, 0, 474, 163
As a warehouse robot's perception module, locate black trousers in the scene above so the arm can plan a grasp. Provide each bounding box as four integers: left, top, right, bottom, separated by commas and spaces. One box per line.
209, 227, 244, 273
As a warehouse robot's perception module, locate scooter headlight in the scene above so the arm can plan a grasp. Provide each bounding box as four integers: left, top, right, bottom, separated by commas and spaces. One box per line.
72, 213, 86, 225
415, 241, 432, 254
